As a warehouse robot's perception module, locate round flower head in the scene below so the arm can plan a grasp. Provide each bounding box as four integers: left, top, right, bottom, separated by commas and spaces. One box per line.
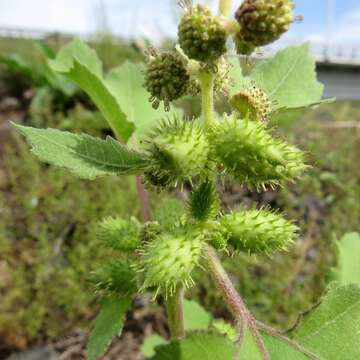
178, 3, 227, 63
235, 0, 294, 48
230, 82, 272, 122
144, 50, 190, 111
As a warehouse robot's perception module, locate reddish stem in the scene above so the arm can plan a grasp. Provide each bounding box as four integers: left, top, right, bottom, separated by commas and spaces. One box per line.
202, 244, 270, 360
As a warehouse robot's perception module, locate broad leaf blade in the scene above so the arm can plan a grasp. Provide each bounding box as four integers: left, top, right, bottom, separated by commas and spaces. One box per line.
0, 54, 39, 83
149, 331, 309, 360
150, 332, 235, 360
106, 62, 182, 139
141, 335, 167, 358
250, 43, 324, 110
87, 296, 131, 360
238, 330, 309, 360
49, 39, 134, 142
151, 285, 360, 359
183, 300, 212, 331
332, 233, 360, 285
292, 284, 360, 360
14, 124, 150, 179
229, 57, 252, 94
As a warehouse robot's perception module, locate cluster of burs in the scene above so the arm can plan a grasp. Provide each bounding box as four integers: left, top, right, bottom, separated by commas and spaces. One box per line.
91, 0, 304, 298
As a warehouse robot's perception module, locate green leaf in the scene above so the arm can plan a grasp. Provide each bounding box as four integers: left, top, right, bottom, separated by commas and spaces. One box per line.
49, 39, 135, 142
151, 285, 360, 359
87, 296, 131, 360
14, 124, 150, 179
183, 300, 213, 331
0, 54, 39, 83
148, 329, 321, 360
292, 284, 360, 360
249, 43, 324, 110
332, 233, 360, 285
141, 299, 214, 360
106, 62, 182, 138
229, 57, 251, 91
141, 335, 167, 358
237, 330, 309, 360
148, 330, 308, 360
150, 331, 235, 360
241, 284, 360, 359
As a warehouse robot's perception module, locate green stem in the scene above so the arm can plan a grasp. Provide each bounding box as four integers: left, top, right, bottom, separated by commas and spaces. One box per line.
199, 71, 215, 130
165, 285, 185, 339
219, 0, 232, 17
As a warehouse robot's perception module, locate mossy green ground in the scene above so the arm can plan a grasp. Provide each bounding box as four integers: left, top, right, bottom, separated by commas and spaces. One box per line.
0, 135, 144, 346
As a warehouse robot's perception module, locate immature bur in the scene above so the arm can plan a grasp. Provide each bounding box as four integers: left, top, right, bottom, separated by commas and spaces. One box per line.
234, 0, 294, 54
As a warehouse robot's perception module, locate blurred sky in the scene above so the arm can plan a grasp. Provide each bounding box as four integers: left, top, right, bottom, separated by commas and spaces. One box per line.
0, 0, 360, 48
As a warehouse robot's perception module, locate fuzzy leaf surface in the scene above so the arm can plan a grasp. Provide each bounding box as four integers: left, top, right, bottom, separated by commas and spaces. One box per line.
151, 285, 360, 359
249, 43, 324, 110
332, 233, 360, 285
142, 301, 212, 358
0, 54, 37, 82
229, 57, 251, 91
150, 332, 235, 360
183, 300, 213, 331
87, 296, 131, 360
14, 124, 150, 179
292, 284, 360, 360
141, 335, 167, 358
149, 331, 310, 360
106, 62, 182, 139
238, 330, 308, 360
49, 39, 134, 142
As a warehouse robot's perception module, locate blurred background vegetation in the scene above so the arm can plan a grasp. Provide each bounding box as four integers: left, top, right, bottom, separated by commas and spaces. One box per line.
0, 33, 359, 358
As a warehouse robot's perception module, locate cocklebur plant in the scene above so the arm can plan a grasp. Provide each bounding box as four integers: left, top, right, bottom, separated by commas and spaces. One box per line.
15, 0, 360, 359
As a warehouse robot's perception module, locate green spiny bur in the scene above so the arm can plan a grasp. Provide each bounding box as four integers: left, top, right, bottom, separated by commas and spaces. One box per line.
235, 0, 294, 49
97, 217, 140, 252
211, 113, 308, 189
178, 4, 227, 63
221, 208, 298, 254
89, 259, 138, 296
134, 229, 203, 297
145, 117, 211, 188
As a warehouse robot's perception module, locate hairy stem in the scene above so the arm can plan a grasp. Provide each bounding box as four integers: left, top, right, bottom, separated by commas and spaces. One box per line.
202, 244, 270, 360
219, 0, 232, 17
256, 321, 321, 360
199, 71, 215, 130
202, 244, 247, 321
165, 285, 186, 339
135, 176, 152, 222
